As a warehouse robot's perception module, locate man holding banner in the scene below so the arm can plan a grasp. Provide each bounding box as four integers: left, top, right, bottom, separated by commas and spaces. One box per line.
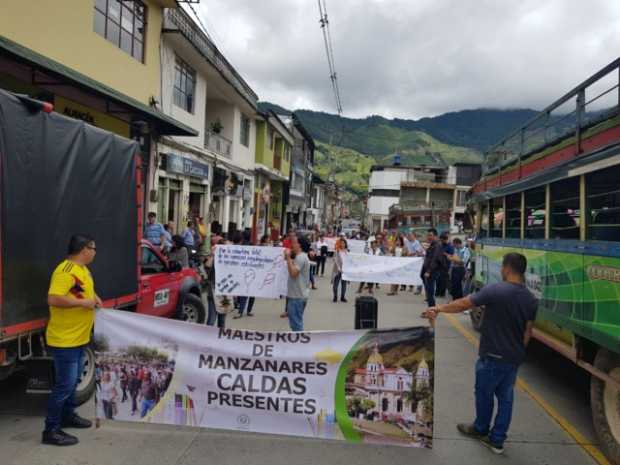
284, 235, 311, 331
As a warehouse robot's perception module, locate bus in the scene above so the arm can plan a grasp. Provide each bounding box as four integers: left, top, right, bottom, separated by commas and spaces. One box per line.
469, 57, 620, 464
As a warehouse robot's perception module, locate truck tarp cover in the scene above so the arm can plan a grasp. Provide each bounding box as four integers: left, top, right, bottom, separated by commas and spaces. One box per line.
0, 89, 138, 329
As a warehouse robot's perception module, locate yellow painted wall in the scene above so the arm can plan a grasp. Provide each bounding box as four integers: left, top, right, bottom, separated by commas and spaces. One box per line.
0, 0, 163, 104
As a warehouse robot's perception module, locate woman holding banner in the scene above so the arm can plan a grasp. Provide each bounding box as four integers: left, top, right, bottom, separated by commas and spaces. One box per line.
387, 235, 408, 296
331, 238, 349, 303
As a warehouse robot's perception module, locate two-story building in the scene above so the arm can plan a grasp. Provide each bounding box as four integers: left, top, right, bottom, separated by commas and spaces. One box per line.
0, 1, 197, 218
253, 111, 293, 242
367, 154, 481, 233
154, 7, 258, 237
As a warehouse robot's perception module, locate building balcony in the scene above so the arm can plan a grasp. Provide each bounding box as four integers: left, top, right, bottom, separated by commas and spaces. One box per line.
390, 200, 453, 214
164, 8, 258, 109
205, 130, 232, 158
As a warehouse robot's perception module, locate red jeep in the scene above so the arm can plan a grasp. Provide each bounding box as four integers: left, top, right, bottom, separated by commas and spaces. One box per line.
0, 90, 205, 404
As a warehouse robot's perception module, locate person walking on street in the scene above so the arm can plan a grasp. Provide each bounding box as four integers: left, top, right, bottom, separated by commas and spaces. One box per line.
331, 237, 348, 303
144, 212, 166, 251
421, 228, 444, 308
317, 234, 328, 276
448, 238, 470, 300
387, 235, 407, 296
422, 253, 538, 455
204, 241, 227, 328
42, 234, 101, 446
284, 235, 311, 331
435, 232, 454, 297
405, 232, 425, 294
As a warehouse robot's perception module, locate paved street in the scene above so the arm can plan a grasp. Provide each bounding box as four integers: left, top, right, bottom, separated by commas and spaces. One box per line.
0, 259, 604, 465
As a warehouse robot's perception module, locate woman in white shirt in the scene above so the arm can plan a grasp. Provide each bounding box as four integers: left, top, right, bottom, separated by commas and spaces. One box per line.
387, 235, 408, 296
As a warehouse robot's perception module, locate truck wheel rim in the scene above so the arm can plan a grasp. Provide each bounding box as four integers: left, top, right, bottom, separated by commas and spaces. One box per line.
603, 367, 620, 442
77, 349, 95, 392
182, 304, 197, 322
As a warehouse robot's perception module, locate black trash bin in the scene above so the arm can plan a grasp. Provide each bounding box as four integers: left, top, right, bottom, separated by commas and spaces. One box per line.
355, 295, 378, 329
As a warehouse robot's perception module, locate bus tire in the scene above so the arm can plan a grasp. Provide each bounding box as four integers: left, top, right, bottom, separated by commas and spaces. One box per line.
591, 347, 620, 464
74, 345, 96, 405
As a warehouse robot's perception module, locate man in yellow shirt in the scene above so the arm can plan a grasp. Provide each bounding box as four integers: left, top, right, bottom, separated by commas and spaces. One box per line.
42, 235, 102, 446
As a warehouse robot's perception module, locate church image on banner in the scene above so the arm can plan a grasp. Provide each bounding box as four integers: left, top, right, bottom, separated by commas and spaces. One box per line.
348, 341, 431, 432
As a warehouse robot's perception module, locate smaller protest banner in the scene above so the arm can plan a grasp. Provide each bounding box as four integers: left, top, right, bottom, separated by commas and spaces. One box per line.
347, 239, 367, 255
342, 253, 424, 285
215, 245, 287, 298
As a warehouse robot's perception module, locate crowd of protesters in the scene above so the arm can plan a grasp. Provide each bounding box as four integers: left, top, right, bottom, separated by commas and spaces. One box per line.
96, 357, 174, 420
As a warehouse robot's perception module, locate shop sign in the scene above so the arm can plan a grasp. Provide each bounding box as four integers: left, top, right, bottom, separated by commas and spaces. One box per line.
55, 96, 130, 137
165, 153, 210, 179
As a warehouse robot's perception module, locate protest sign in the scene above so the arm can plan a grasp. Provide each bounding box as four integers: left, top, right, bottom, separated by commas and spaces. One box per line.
347, 239, 367, 255
342, 253, 424, 285
214, 245, 287, 298
94, 310, 434, 448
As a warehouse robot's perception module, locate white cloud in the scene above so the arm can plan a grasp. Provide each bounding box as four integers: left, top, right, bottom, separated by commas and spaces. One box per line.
190, 0, 620, 119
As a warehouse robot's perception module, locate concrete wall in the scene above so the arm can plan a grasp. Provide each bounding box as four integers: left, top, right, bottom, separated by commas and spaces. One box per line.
160, 38, 207, 148
0, 0, 165, 104
369, 169, 405, 190
368, 195, 399, 216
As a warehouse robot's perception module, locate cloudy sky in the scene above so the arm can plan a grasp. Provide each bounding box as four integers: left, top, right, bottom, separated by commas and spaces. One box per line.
192, 0, 620, 120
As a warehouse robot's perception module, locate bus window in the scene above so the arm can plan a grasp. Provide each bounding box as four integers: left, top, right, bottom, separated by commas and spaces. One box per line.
505, 193, 521, 239
524, 186, 545, 239
550, 177, 580, 240
480, 202, 489, 237
490, 197, 504, 238
587, 165, 620, 242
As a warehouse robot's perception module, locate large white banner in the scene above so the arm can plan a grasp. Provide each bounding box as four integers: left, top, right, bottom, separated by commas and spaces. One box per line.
94, 310, 435, 448
342, 254, 424, 285
214, 245, 287, 298
347, 239, 367, 255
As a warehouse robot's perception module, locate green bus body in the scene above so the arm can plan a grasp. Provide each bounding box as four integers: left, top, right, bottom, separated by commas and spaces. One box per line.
474, 239, 620, 355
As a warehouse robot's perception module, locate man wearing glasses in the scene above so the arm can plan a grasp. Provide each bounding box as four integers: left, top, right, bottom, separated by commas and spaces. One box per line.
42, 234, 102, 446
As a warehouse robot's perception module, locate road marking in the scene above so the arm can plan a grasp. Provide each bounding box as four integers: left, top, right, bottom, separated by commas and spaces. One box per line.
443, 313, 611, 465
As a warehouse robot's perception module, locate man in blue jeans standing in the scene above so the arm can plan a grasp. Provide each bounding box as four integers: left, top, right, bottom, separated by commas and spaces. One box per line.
43, 234, 102, 446
423, 252, 538, 454
421, 228, 444, 308
284, 235, 311, 331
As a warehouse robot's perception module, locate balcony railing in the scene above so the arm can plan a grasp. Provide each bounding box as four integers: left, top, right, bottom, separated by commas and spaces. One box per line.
484, 57, 620, 175
164, 8, 258, 109
390, 200, 453, 213
205, 131, 232, 158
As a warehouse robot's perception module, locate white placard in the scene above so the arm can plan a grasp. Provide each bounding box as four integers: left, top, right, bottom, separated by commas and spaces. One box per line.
214, 245, 288, 298
342, 253, 424, 285
347, 239, 366, 255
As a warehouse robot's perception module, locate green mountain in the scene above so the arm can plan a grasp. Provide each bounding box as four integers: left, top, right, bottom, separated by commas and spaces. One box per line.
258, 102, 544, 196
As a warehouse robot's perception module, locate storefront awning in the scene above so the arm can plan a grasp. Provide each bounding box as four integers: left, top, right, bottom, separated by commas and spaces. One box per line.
255, 163, 289, 182
0, 35, 197, 137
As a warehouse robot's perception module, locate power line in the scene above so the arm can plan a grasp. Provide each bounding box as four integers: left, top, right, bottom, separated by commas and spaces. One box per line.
181, 0, 217, 45
318, 0, 342, 116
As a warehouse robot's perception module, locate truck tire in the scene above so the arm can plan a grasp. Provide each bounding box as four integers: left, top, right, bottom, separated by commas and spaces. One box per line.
74, 345, 96, 405
178, 294, 206, 324
591, 348, 620, 465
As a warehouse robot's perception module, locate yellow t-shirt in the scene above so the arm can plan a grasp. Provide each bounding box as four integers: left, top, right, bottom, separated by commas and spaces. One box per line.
46, 259, 95, 348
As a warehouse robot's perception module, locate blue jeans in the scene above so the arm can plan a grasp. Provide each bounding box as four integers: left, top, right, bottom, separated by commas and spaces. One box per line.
207, 295, 226, 328
474, 357, 519, 445
332, 273, 347, 300
140, 398, 156, 418
45, 346, 85, 432
287, 298, 307, 331
423, 271, 439, 307
236, 296, 255, 316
